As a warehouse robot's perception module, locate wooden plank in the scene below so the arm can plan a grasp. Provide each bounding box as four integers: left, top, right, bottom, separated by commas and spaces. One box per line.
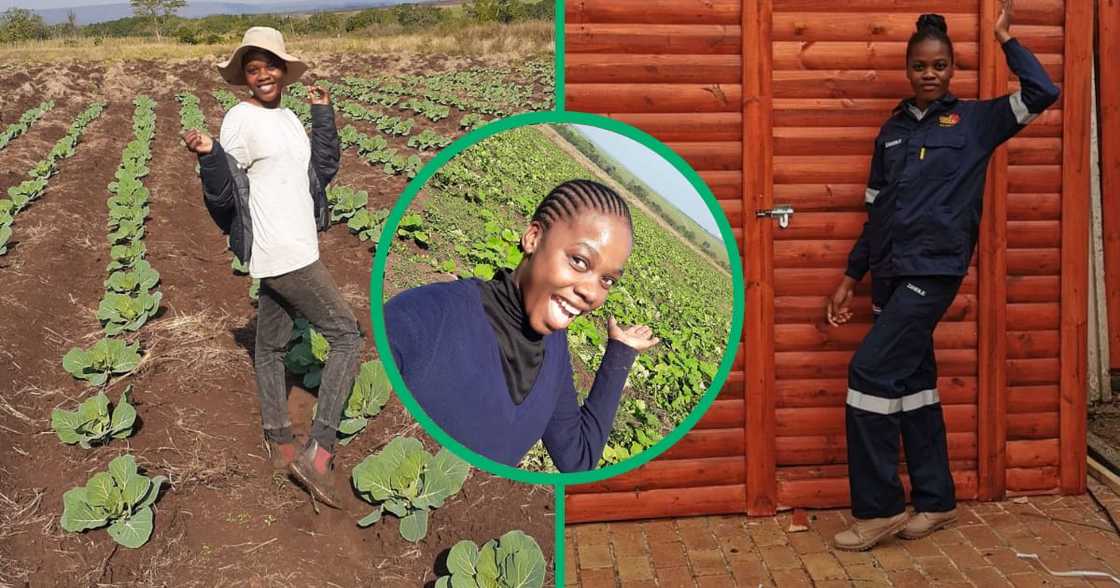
1008, 358, 1060, 386
1006, 221, 1061, 249
565, 24, 741, 55
1100, 0, 1120, 371
565, 485, 747, 524
1008, 385, 1060, 414
773, 295, 977, 324
1007, 439, 1060, 468
773, 321, 976, 352
1008, 165, 1062, 193
1006, 330, 1060, 359
773, 0, 979, 11
776, 433, 978, 465
776, 471, 979, 509
566, 456, 745, 494
661, 428, 744, 460
696, 398, 745, 429
772, 70, 979, 100
1006, 248, 1060, 276
978, 0, 1008, 502
775, 405, 977, 437
1006, 467, 1060, 492
1007, 412, 1060, 439
1060, 0, 1091, 495
566, 83, 742, 113
774, 268, 980, 296
566, 54, 741, 84
744, 0, 777, 518
770, 13, 981, 42
665, 141, 742, 171
773, 127, 877, 156
1006, 303, 1060, 329
1006, 193, 1061, 221
773, 41, 981, 71
775, 349, 977, 379
610, 113, 743, 142
566, 0, 740, 25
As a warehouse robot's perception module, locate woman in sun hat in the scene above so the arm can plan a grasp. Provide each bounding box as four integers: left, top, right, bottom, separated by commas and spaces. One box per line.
182, 26, 359, 509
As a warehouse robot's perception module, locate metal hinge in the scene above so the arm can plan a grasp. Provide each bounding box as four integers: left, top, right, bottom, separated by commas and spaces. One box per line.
756, 204, 794, 229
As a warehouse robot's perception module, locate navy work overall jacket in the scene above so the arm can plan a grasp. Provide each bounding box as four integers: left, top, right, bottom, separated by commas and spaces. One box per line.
845, 39, 1061, 280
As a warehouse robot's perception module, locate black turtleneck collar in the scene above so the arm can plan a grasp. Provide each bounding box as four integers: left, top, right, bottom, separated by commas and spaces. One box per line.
477, 269, 545, 405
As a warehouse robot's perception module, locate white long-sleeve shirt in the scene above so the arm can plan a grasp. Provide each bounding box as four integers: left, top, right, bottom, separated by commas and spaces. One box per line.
220, 102, 318, 279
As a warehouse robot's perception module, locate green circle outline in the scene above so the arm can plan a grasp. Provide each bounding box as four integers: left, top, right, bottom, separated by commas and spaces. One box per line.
369, 111, 745, 486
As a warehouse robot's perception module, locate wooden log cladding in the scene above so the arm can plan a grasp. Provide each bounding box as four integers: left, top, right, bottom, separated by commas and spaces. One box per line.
1006, 221, 1061, 248
566, 83, 742, 114
1008, 165, 1062, 193
771, 13, 981, 42
1006, 248, 1060, 276
566, 54, 741, 84
775, 269, 979, 296
565, 24, 741, 55
1008, 358, 1060, 386
1006, 330, 1060, 359
774, 156, 869, 184
1007, 439, 1060, 468
660, 428, 744, 460
1007, 194, 1061, 221
774, 212, 868, 240
774, 41, 981, 71
1007, 467, 1060, 492
1008, 386, 1060, 413
776, 472, 979, 509
566, 457, 745, 494
773, 128, 877, 157
719, 200, 743, 228
774, 321, 977, 352
1015, 108, 1063, 138
775, 377, 977, 408
773, 0, 1064, 27
773, 184, 866, 212
566, 0, 739, 25
565, 485, 747, 524
778, 460, 978, 481
1007, 138, 1063, 166
773, 70, 979, 99
776, 433, 978, 465
1060, 0, 1092, 495
1007, 303, 1059, 329
775, 349, 977, 379
1100, 0, 1120, 370
773, 296, 977, 324
610, 113, 743, 143
696, 398, 745, 429
665, 142, 742, 171
774, 98, 899, 127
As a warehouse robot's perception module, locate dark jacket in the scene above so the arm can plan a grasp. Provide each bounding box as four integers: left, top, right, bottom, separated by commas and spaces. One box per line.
845, 38, 1061, 280
197, 103, 340, 264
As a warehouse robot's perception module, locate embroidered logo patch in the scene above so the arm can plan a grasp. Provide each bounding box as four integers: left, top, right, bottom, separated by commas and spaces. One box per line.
906, 283, 927, 297
938, 113, 961, 127
885, 139, 903, 148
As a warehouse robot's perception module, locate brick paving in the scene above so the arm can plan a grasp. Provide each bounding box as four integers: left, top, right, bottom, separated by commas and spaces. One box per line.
565, 478, 1120, 586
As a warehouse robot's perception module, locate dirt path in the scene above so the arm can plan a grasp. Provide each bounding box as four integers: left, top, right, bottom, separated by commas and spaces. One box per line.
0, 59, 555, 587
537, 125, 733, 278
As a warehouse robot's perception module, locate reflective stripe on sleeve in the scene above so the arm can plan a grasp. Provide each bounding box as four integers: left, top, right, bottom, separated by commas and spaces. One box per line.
846, 388, 941, 415
865, 187, 880, 204
1009, 90, 1040, 125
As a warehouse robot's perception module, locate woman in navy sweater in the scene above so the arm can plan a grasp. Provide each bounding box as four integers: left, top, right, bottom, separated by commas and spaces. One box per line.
385, 179, 659, 472
826, 1, 1060, 550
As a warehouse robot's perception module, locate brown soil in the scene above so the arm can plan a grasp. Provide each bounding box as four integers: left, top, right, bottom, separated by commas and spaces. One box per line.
0, 58, 554, 587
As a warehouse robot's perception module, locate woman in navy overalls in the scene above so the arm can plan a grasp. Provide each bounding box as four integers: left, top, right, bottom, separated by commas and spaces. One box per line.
826, 1, 1060, 551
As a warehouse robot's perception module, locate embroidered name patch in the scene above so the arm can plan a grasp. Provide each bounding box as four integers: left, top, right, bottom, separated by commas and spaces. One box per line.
938, 113, 961, 127
885, 139, 903, 148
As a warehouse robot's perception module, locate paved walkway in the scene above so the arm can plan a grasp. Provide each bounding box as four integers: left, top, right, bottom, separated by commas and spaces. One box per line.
565, 478, 1120, 586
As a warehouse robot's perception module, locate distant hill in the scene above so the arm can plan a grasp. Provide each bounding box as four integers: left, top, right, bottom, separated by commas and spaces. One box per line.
34, 1, 398, 25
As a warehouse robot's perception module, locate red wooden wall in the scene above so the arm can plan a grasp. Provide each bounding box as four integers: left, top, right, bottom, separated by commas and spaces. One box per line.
564, 0, 1090, 523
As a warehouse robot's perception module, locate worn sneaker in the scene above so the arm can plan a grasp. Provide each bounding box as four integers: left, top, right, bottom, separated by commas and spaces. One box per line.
264, 439, 298, 471
832, 512, 910, 551
287, 439, 342, 509
898, 509, 958, 540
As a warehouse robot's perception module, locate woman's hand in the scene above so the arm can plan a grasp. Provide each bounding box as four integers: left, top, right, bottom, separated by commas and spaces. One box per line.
308, 85, 331, 106
995, 0, 1014, 44
607, 317, 660, 352
826, 275, 856, 326
182, 129, 213, 155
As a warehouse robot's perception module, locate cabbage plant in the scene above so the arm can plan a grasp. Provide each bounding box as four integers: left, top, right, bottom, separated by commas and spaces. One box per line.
351, 437, 470, 542
63, 338, 142, 386
97, 291, 162, 335
60, 454, 167, 549
437, 530, 546, 588
51, 387, 136, 448
336, 359, 390, 445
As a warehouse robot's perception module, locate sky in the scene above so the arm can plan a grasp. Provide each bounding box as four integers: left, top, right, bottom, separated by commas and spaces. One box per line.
572, 125, 722, 238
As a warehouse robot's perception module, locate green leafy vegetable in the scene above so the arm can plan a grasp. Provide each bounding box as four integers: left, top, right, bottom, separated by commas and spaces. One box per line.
284, 319, 330, 388
62, 338, 142, 386
96, 291, 162, 335
336, 360, 391, 445
436, 530, 546, 588
51, 387, 136, 448
60, 454, 167, 549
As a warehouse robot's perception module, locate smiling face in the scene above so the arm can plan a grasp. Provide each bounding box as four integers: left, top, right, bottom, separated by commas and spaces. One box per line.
515, 213, 633, 335
242, 49, 287, 107
907, 38, 955, 110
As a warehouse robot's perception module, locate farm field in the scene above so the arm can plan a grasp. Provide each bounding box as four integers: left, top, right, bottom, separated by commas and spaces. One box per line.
384, 125, 735, 471
0, 51, 554, 586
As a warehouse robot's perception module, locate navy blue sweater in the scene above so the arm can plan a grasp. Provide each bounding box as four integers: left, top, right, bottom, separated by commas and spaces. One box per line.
846, 38, 1061, 279
384, 279, 638, 472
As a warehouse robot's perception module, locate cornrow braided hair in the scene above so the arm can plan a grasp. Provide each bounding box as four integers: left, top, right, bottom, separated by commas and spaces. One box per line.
907, 13, 954, 63
530, 179, 633, 232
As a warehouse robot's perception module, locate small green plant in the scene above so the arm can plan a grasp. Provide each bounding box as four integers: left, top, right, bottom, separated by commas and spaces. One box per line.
63, 338, 142, 386
336, 360, 391, 445
51, 387, 136, 448
284, 319, 329, 388
459, 113, 487, 130
407, 129, 452, 151
230, 255, 249, 275
347, 207, 388, 242
105, 261, 159, 295
396, 213, 429, 247
351, 437, 470, 542
436, 530, 547, 588
327, 185, 369, 223
97, 291, 162, 335
60, 454, 167, 549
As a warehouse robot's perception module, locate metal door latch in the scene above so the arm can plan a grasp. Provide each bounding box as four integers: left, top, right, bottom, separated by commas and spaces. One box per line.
756, 204, 794, 229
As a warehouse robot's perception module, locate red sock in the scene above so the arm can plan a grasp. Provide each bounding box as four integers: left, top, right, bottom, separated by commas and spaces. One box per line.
313, 446, 332, 474
277, 443, 298, 464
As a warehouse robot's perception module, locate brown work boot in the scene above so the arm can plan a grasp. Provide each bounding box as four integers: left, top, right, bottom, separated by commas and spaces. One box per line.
898, 509, 958, 540
832, 512, 910, 551
264, 439, 298, 471
288, 439, 342, 509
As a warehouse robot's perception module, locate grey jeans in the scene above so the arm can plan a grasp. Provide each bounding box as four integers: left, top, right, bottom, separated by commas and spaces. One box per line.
255, 259, 362, 451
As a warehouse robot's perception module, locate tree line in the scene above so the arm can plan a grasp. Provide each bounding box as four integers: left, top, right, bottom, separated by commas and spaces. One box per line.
0, 0, 552, 44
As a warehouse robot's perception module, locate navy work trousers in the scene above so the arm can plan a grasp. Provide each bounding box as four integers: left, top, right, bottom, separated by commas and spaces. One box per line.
846, 275, 963, 520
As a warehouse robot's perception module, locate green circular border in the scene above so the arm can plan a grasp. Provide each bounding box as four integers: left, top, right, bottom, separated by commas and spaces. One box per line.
369, 111, 745, 486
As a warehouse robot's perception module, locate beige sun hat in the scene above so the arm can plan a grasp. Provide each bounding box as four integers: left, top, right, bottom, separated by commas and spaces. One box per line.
217, 27, 307, 86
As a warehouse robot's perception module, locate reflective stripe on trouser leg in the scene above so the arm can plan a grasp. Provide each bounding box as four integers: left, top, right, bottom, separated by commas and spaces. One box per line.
845, 276, 962, 519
